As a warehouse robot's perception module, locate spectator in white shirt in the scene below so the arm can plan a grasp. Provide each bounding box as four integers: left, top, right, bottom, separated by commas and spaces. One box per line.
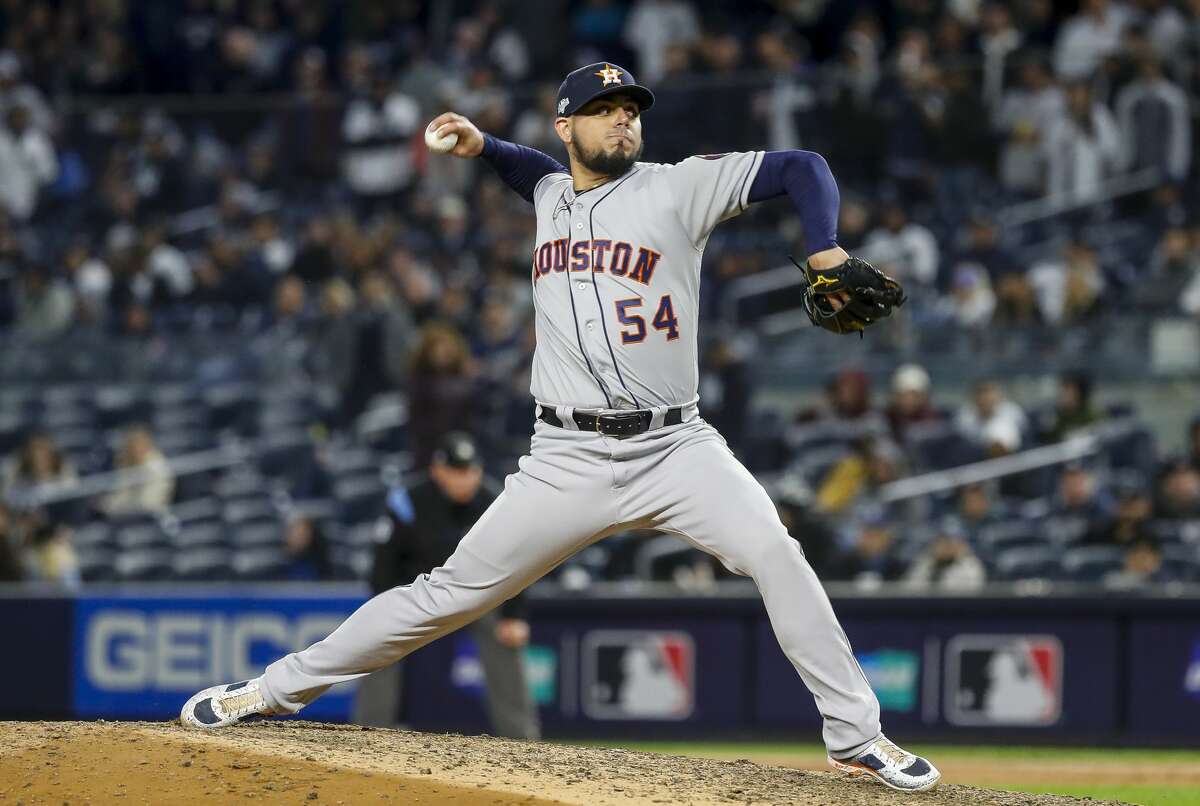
0, 104, 57, 221
979, 3, 1024, 107
341, 69, 421, 212
862, 203, 940, 287
1115, 55, 1191, 181
1028, 237, 1108, 325
0, 51, 54, 135
1136, 0, 1190, 61
1042, 81, 1122, 203
956, 379, 1029, 455
1054, 0, 1136, 80
995, 56, 1065, 139
904, 517, 987, 591
103, 426, 175, 515
623, 0, 701, 83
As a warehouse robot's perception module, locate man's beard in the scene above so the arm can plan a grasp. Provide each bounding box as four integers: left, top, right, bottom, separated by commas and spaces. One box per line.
572, 137, 644, 178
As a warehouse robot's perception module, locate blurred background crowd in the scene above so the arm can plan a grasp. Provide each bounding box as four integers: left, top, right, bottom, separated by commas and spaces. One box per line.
0, 0, 1199, 594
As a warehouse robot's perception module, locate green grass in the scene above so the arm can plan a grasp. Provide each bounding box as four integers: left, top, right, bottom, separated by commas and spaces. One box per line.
568, 741, 1200, 806
577, 739, 1200, 763
1003, 784, 1198, 806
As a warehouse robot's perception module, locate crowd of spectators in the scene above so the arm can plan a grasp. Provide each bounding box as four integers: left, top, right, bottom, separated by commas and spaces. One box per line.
781, 366, 1200, 592
0, 2, 1199, 589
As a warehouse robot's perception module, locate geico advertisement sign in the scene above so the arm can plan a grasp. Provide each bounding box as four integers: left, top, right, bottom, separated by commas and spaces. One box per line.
82, 609, 345, 690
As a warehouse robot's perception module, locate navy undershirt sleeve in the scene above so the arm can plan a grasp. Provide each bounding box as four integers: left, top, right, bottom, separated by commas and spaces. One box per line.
747, 150, 840, 253
480, 133, 568, 204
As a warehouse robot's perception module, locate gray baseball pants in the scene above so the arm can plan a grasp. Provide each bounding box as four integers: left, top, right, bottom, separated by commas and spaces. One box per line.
260, 416, 881, 757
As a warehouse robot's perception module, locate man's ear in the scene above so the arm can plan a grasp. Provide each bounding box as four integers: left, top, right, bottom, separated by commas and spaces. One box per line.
554, 117, 572, 145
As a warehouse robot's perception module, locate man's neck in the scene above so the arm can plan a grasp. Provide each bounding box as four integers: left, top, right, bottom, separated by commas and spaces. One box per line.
569, 158, 615, 193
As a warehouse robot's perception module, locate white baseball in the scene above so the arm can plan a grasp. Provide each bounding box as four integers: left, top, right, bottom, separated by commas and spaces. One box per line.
425, 123, 458, 154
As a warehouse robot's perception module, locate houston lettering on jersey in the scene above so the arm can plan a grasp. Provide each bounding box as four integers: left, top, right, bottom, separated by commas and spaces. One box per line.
532, 238, 661, 286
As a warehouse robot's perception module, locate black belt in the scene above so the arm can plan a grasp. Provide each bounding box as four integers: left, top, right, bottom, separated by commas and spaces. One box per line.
538, 405, 684, 437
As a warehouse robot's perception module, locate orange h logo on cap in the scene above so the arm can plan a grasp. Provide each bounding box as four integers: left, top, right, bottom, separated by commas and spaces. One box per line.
595, 64, 623, 86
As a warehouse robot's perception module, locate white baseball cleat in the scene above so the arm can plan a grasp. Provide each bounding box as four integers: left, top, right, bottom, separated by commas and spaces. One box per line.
180, 678, 274, 729
828, 735, 941, 792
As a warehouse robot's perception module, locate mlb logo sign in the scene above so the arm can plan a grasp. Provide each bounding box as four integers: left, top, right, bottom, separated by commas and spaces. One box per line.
582, 630, 694, 720
945, 635, 1063, 726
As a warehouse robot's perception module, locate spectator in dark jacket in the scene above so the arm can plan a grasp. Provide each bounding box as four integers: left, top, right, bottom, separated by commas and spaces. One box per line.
408, 322, 479, 468
1086, 472, 1154, 547
0, 503, 24, 582
826, 512, 907, 586
1189, 418, 1200, 473
281, 514, 332, 581
1036, 371, 1102, 444
1157, 459, 1200, 519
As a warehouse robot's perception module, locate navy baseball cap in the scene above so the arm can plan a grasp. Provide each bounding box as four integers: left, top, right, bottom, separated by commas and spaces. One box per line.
433, 431, 481, 468
555, 62, 654, 118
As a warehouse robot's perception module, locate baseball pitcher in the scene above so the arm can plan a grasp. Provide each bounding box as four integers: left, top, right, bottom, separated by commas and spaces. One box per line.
182, 61, 936, 793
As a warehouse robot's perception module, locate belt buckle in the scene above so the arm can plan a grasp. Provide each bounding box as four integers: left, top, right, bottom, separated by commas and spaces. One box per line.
600, 411, 647, 438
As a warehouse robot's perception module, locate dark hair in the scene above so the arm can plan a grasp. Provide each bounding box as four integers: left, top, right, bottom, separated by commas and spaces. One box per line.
411, 321, 471, 375
1060, 371, 1092, 406
16, 432, 65, 479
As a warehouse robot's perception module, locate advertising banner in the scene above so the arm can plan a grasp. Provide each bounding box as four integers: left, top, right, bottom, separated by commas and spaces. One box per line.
0, 596, 72, 718
402, 616, 746, 736
753, 618, 1118, 735
1127, 617, 1200, 738
71, 590, 365, 719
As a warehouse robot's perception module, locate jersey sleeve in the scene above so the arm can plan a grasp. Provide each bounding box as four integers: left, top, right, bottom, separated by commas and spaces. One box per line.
662, 151, 764, 247
532, 169, 570, 208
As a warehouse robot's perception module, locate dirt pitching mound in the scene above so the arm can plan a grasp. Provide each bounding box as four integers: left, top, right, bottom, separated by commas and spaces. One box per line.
0, 720, 1130, 806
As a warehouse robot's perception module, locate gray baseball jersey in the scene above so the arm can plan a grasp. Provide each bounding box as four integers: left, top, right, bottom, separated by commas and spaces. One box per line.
528, 152, 763, 410
253, 146, 883, 759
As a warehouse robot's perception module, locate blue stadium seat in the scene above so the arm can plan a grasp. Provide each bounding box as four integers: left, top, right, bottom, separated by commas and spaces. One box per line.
40, 405, 94, 431
173, 548, 232, 581
906, 422, 983, 471
214, 471, 272, 501
173, 470, 218, 502
327, 545, 370, 581
148, 383, 198, 412
157, 429, 218, 457
325, 448, 379, 479
223, 498, 279, 525
71, 522, 113, 551
975, 521, 1045, 558
106, 510, 163, 532
1162, 545, 1200, 582
231, 547, 290, 580
231, 522, 283, 549
337, 521, 382, 549
172, 498, 223, 525
203, 383, 259, 433
1149, 520, 1186, 547
153, 407, 211, 434
257, 430, 317, 487
993, 546, 1062, 581
1061, 545, 1124, 582
0, 411, 26, 455
1042, 515, 1091, 546
114, 549, 174, 581
174, 523, 228, 551
95, 385, 147, 430
113, 523, 171, 551
334, 476, 385, 523
77, 548, 116, 583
